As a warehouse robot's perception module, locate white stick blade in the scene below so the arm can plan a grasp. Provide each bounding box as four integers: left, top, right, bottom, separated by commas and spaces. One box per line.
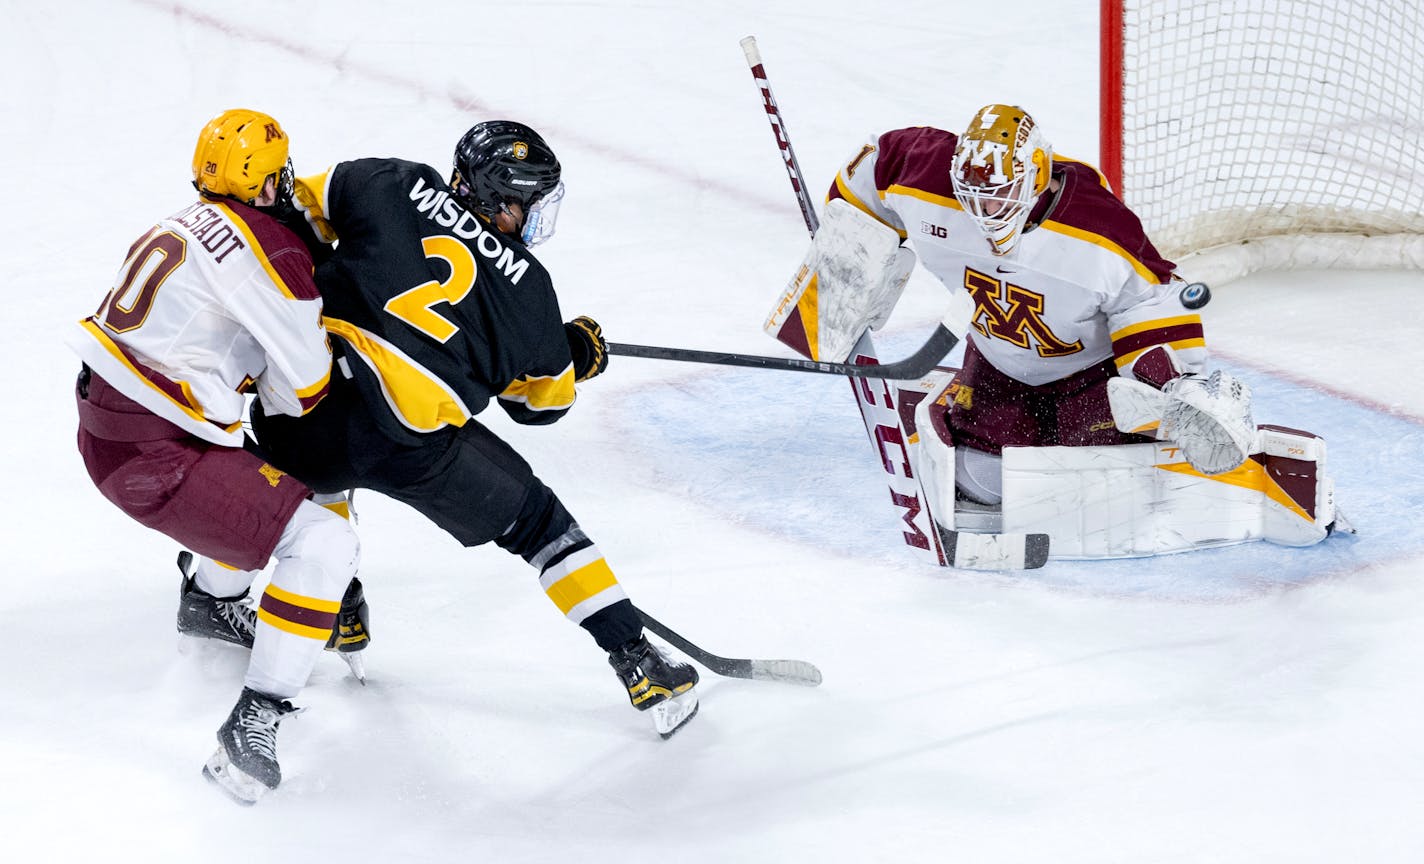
750, 659, 823, 686
946, 529, 1051, 571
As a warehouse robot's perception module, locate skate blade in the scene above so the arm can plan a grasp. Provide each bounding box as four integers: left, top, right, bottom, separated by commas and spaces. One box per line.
176, 633, 201, 656
202, 746, 270, 806
1329, 507, 1358, 536
651, 690, 699, 739
338, 650, 366, 684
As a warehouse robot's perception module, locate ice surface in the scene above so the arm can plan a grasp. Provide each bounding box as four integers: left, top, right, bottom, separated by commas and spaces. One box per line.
4, 1, 1422, 861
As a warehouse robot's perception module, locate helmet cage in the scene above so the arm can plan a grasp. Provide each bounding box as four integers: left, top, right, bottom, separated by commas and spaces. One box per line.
275, 158, 294, 201
950, 105, 1051, 256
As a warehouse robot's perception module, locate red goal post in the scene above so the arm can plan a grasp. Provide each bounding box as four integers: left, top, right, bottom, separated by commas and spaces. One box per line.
1099, 0, 1424, 285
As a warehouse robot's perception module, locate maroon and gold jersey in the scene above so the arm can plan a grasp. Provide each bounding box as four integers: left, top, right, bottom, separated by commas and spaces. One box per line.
829, 126, 1205, 387
68, 198, 332, 446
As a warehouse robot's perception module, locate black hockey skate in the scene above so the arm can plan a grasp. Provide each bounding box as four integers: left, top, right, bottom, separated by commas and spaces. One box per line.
203, 687, 304, 805
324, 577, 370, 683
609, 635, 699, 739
176, 551, 255, 649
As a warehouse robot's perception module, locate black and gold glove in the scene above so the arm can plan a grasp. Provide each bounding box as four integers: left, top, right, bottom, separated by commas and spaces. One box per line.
564, 315, 609, 382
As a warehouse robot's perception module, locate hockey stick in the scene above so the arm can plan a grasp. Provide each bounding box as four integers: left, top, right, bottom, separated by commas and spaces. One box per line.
741, 35, 820, 235
606, 324, 956, 380
604, 36, 955, 382
636, 607, 823, 686
739, 36, 1049, 571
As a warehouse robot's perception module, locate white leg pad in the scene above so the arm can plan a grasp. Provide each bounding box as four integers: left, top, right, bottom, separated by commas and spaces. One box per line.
1256, 426, 1337, 546
998, 430, 1337, 559
909, 374, 959, 528
905, 376, 1051, 569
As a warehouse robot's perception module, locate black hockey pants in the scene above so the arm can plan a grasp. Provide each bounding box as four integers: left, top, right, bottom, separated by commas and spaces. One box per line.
250, 372, 641, 651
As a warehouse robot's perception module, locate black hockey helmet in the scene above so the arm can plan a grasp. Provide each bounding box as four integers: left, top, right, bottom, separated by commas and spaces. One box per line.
451, 120, 562, 219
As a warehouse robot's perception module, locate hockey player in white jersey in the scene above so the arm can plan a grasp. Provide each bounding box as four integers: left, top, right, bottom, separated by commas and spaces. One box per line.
767, 104, 1341, 564
68, 109, 360, 804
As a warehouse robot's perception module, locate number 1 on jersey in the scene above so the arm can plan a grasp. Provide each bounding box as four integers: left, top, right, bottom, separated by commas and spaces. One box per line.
384, 235, 476, 343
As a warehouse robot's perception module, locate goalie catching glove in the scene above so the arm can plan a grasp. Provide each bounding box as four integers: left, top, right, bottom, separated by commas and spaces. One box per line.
1108, 369, 1256, 475
564, 315, 608, 382
1162, 371, 1256, 474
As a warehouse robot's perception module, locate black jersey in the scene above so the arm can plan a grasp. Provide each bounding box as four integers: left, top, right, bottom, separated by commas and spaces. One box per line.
292, 158, 577, 443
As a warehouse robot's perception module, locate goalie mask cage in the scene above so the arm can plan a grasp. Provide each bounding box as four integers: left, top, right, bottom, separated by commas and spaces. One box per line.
1099, 0, 1424, 284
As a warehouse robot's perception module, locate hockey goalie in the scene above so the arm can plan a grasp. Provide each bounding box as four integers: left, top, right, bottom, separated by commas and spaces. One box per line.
764, 104, 1351, 569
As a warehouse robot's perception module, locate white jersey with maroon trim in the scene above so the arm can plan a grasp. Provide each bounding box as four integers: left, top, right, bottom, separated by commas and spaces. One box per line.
829, 126, 1206, 387
68, 197, 332, 446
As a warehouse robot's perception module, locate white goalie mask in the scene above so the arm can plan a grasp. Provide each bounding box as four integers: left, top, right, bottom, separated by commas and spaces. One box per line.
950, 104, 1053, 256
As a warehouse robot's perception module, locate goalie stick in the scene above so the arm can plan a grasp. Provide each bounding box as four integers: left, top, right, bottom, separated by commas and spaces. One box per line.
636, 607, 823, 686
740, 35, 820, 235
604, 36, 959, 382
605, 324, 957, 379
740, 35, 1048, 571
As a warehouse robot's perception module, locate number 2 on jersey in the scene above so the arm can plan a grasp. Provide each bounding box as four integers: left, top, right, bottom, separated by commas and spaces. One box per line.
384, 235, 476, 343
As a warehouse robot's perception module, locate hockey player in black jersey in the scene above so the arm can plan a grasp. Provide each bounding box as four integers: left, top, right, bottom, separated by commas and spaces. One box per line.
249, 120, 698, 738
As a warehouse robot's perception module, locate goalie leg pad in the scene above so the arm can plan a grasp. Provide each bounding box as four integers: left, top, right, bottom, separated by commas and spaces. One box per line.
1256, 426, 1336, 546
909, 375, 960, 527
1000, 443, 1266, 558
998, 432, 1339, 558
907, 378, 1049, 570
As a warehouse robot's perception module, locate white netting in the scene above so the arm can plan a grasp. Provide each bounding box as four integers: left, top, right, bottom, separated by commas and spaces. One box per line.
1118, 0, 1424, 275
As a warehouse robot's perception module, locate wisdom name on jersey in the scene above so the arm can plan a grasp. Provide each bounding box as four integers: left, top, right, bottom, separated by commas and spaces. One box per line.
292, 158, 579, 441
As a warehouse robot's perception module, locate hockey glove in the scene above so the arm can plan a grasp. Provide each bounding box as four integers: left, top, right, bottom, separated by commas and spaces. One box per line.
1160, 370, 1256, 475
564, 315, 609, 382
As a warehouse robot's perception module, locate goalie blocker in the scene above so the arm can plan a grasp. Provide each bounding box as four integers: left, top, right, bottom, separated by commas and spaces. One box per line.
765, 198, 915, 363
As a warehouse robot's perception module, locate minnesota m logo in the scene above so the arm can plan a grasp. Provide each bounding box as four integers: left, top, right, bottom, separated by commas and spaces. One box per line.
965, 268, 1083, 358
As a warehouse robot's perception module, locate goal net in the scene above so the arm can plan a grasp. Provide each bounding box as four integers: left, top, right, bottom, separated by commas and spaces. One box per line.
1100, 0, 1424, 283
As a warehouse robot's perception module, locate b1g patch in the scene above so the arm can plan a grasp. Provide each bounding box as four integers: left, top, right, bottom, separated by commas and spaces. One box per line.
1179, 281, 1211, 309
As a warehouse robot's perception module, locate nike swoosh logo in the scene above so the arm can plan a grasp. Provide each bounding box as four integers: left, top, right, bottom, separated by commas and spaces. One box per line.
995, 266, 1016, 274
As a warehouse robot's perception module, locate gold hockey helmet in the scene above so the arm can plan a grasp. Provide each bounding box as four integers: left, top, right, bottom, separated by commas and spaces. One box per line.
191, 108, 291, 204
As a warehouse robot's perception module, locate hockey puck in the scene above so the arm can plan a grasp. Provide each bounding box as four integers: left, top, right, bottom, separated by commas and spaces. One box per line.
1179, 282, 1211, 309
